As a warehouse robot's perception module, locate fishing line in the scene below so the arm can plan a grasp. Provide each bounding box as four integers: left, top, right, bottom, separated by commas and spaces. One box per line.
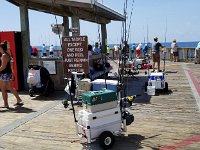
127, 0, 135, 42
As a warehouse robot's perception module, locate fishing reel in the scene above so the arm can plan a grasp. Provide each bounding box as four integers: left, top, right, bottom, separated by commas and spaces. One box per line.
62, 99, 69, 108
127, 95, 136, 106
120, 95, 136, 107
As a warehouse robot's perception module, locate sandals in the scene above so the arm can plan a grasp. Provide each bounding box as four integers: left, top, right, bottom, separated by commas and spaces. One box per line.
14, 102, 24, 106
2, 106, 9, 109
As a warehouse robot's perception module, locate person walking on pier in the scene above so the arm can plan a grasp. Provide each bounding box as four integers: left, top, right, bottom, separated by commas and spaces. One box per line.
152, 37, 164, 71
0, 41, 23, 108
171, 39, 178, 62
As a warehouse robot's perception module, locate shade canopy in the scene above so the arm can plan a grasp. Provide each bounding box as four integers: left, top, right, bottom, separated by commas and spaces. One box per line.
7, 0, 125, 24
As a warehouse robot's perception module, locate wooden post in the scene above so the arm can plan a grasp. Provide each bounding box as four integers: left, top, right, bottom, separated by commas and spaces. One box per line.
62, 16, 69, 37
101, 23, 107, 54
186, 48, 189, 62
71, 16, 80, 36
20, 5, 30, 90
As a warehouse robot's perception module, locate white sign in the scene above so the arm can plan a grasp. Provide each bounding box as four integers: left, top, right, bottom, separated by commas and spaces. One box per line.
43, 61, 56, 75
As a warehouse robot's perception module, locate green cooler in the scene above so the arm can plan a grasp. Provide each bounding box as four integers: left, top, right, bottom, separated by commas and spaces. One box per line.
82, 89, 118, 112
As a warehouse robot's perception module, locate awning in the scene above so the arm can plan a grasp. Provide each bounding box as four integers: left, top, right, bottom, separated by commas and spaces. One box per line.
7, 0, 125, 24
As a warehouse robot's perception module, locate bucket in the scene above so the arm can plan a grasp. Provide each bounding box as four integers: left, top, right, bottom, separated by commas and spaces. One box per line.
147, 86, 155, 96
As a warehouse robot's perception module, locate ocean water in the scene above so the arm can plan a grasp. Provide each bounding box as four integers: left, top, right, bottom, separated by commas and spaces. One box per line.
35, 41, 199, 50
110, 41, 199, 49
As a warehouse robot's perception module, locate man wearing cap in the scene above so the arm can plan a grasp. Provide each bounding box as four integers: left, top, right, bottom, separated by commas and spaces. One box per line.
152, 37, 164, 71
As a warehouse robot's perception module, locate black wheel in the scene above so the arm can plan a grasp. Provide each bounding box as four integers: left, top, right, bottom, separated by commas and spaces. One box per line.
44, 90, 49, 97
137, 64, 142, 69
49, 79, 55, 93
145, 82, 148, 92
29, 89, 34, 97
99, 131, 115, 149
164, 82, 168, 92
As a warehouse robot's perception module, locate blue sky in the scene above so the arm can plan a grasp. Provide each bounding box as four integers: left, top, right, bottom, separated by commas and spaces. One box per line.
0, 0, 200, 46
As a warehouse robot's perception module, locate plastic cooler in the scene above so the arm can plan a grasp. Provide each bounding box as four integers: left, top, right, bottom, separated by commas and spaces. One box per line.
79, 78, 91, 91
92, 79, 118, 92
150, 72, 164, 81
77, 107, 122, 140
82, 89, 117, 105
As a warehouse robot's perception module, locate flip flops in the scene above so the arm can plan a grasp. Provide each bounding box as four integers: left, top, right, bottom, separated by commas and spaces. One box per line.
2, 106, 9, 109
14, 102, 24, 106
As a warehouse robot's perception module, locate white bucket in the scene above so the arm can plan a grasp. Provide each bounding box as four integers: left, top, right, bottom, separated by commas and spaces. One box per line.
147, 86, 155, 96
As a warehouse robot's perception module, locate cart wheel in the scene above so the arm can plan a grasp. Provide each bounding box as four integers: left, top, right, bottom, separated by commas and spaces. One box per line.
49, 79, 55, 93
44, 90, 49, 97
145, 82, 148, 92
99, 131, 115, 149
29, 89, 34, 97
137, 64, 142, 69
164, 82, 168, 92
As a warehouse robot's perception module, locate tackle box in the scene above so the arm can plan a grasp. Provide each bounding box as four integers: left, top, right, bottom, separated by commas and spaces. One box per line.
92, 79, 118, 92
82, 89, 117, 105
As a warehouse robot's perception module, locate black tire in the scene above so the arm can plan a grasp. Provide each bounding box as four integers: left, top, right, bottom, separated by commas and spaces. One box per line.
137, 64, 142, 69
164, 82, 168, 92
44, 90, 49, 97
49, 79, 55, 93
145, 82, 148, 92
29, 89, 34, 97
99, 131, 115, 149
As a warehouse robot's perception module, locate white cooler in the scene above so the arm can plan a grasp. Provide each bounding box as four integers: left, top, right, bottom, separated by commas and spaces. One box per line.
77, 107, 122, 141
92, 79, 118, 92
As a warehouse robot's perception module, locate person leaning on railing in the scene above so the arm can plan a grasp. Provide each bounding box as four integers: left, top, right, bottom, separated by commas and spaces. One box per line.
171, 39, 178, 62
195, 41, 200, 64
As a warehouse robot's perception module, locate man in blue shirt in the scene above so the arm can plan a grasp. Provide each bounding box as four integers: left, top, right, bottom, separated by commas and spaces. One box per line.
130, 43, 136, 60
152, 37, 163, 71
42, 44, 47, 57
93, 42, 101, 53
142, 43, 149, 57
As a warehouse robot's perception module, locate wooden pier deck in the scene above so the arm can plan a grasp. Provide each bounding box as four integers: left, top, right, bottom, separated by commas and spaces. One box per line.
0, 61, 200, 150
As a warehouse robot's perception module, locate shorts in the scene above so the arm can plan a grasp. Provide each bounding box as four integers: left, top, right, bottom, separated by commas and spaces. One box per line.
152, 53, 160, 62
0, 73, 12, 81
173, 52, 178, 56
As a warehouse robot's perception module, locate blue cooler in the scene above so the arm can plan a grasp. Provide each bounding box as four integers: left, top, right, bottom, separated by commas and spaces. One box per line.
150, 72, 164, 81
92, 79, 118, 92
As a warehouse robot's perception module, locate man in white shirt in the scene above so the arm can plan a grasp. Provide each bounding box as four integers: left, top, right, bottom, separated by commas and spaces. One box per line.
49, 44, 54, 57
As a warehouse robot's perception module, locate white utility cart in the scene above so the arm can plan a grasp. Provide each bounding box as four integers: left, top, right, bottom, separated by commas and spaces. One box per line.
75, 89, 134, 149
145, 71, 168, 93
63, 72, 134, 149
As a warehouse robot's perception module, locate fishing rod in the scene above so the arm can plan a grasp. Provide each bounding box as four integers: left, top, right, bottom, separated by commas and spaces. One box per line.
163, 18, 167, 72
127, 0, 135, 42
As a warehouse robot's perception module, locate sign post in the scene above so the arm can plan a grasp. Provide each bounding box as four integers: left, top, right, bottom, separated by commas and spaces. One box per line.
62, 36, 88, 77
